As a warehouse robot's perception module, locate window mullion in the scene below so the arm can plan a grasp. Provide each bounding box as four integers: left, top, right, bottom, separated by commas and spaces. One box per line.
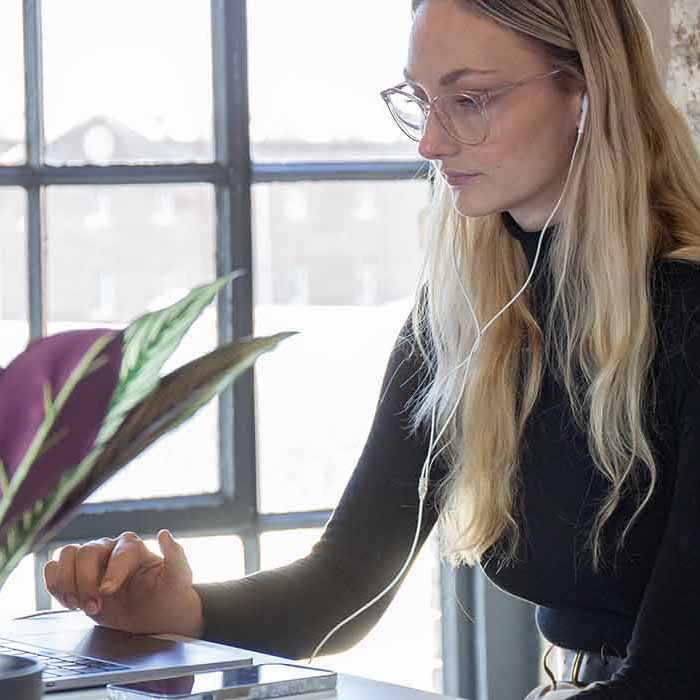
211, 0, 257, 517
242, 531, 260, 576
252, 160, 428, 183
25, 188, 45, 340
24, 0, 46, 341
23, 0, 44, 166
440, 562, 481, 699
258, 511, 331, 532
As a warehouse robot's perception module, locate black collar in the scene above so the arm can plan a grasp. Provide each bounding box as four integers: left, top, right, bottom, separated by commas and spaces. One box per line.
501, 211, 559, 269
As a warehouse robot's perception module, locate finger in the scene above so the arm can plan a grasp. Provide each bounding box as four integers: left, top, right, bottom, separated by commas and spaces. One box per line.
56, 545, 79, 609
99, 532, 157, 595
75, 538, 115, 615
157, 530, 192, 584
43, 560, 60, 601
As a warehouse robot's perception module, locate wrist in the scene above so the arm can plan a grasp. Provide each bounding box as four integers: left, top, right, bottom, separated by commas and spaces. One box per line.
171, 587, 205, 639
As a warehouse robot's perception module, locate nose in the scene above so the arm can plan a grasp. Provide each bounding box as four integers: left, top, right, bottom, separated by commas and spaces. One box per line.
417, 108, 460, 161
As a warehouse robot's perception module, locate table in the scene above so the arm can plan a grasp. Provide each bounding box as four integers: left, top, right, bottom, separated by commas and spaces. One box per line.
49, 641, 462, 700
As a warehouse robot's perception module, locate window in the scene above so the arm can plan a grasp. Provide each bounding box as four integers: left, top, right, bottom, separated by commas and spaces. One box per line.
0, 187, 28, 366
4, 1, 450, 695
247, 0, 417, 162
46, 183, 219, 501
0, 554, 36, 619
253, 180, 428, 513
260, 529, 443, 692
42, 0, 214, 165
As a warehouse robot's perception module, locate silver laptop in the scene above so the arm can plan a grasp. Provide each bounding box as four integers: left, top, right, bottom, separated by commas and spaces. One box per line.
0, 610, 252, 692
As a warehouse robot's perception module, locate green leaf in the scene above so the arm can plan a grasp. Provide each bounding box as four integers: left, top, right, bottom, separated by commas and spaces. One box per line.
33, 331, 296, 549
98, 270, 247, 446
37, 332, 295, 546
0, 495, 52, 590
113, 332, 297, 452
0, 459, 8, 497
0, 272, 295, 590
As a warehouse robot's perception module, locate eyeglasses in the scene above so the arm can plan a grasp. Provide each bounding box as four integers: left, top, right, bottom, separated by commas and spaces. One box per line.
379, 68, 564, 145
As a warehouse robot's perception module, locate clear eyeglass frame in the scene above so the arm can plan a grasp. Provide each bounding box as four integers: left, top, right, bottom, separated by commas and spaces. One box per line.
379, 68, 564, 146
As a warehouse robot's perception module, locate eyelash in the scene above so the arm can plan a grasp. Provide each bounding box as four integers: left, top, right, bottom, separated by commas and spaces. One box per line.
411, 86, 487, 100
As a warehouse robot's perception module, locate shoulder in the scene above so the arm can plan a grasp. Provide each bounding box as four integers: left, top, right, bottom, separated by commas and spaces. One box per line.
652, 259, 700, 394
652, 259, 700, 331
654, 257, 700, 296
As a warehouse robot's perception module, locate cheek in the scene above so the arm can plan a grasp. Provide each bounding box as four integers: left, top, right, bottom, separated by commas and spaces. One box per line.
482, 108, 560, 178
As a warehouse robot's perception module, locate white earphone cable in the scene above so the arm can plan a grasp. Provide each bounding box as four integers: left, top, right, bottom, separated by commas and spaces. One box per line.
307, 94, 588, 666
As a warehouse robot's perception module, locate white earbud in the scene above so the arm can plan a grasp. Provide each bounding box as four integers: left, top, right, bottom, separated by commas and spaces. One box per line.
578, 93, 589, 135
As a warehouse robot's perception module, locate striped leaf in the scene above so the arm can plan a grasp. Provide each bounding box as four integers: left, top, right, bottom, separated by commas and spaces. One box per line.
0, 497, 45, 590
0, 271, 296, 591
98, 269, 247, 445
33, 331, 296, 549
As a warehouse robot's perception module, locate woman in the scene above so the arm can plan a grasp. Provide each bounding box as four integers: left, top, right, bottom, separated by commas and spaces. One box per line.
43, 1, 700, 698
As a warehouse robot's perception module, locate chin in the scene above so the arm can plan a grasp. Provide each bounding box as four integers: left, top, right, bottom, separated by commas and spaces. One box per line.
449, 187, 500, 219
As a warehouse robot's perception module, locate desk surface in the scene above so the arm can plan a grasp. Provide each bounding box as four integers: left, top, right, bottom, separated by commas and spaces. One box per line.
48, 645, 461, 700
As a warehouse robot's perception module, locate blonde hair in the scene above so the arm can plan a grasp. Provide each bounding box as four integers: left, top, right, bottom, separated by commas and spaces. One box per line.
407, 0, 700, 573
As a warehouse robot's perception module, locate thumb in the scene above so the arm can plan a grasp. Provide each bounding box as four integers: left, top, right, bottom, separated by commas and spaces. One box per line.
157, 529, 192, 583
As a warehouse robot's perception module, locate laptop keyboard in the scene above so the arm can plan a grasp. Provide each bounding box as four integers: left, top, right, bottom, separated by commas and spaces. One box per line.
0, 637, 130, 680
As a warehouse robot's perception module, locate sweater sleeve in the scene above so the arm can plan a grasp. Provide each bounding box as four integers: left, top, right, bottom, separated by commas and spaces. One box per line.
575, 266, 700, 699
192, 310, 446, 659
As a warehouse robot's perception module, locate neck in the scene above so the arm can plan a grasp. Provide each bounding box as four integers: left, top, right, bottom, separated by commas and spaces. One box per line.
508, 206, 559, 233
501, 211, 559, 270
507, 210, 561, 234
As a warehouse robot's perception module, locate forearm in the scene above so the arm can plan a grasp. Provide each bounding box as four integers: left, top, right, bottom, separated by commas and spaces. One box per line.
192, 553, 397, 658
192, 310, 441, 658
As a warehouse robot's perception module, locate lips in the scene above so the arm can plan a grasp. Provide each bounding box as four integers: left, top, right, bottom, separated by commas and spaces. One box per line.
443, 171, 480, 186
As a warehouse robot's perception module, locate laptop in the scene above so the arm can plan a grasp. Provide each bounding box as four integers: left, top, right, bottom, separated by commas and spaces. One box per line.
0, 609, 253, 692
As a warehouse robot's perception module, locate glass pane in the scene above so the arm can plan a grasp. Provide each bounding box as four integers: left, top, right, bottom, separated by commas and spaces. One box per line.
254, 181, 429, 513
45, 185, 219, 501
49, 547, 69, 610
0, 188, 29, 367
261, 529, 443, 694
0, 555, 36, 618
42, 0, 213, 165
143, 535, 245, 584
248, 0, 418, 162
51, 536, 244, 609
0, 1, 24, 164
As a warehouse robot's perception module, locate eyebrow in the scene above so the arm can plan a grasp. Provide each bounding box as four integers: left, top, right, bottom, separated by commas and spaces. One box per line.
403, 66, 498, 87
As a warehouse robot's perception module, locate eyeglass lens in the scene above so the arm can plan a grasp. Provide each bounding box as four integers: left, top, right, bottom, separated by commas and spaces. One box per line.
385, 90, 487, 145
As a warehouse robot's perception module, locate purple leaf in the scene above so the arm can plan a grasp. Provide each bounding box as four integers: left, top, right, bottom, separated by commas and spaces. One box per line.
0, 329, 123, 532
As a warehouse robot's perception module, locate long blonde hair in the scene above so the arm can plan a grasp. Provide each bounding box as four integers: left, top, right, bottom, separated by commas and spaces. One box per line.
407, 0, 700, 572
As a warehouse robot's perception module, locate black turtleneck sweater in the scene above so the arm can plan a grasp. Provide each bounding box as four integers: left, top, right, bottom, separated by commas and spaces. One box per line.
194, 211, 700, 699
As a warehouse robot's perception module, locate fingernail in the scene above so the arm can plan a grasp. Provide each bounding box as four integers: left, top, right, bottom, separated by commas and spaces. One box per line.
85, 599, 99, 615
99, 580, 115, 594
66, 595, 79, 609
